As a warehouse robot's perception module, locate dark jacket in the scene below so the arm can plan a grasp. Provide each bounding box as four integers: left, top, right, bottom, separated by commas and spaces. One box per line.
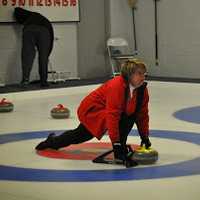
14, 7, 54, 56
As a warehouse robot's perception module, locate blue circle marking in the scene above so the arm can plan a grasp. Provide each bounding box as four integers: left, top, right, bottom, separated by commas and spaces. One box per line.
174, 106, 200, 124
0, 130, 200, 182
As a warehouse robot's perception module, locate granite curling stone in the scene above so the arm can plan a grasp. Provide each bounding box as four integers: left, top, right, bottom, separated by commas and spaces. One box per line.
0, 98, 14, 112
51, 104, 70, 119
132, 146, 159, 165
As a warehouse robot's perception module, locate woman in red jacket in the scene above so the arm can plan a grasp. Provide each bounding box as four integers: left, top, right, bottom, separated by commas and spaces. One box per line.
36, 59, 151, 166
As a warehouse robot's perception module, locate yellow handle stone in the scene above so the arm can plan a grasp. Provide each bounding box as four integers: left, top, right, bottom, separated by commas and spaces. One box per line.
136, 145, 154, 153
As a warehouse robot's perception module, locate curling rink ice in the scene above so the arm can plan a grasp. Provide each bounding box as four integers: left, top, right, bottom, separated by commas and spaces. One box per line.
0, 80, 200, 200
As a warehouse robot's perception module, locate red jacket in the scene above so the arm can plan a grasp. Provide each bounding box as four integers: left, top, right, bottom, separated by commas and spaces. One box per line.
77, 75, 149, 142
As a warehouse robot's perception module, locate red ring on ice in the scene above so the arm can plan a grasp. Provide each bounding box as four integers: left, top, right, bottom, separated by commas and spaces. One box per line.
37, 142, 140, 160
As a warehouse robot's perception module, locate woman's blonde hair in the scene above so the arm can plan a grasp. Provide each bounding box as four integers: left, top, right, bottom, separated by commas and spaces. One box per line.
120, 59, 147, 81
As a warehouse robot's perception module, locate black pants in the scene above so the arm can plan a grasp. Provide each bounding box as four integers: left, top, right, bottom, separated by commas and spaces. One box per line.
51, 113, 135, 149
22, 25, 51, 84
51, 124, 94, 149
119, 113, 136, 146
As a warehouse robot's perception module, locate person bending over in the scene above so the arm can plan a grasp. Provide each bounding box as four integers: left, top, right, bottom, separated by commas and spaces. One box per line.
14, 7, 54, 87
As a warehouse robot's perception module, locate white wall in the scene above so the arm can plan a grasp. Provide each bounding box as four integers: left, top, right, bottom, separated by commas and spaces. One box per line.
0, 24, 22, 85
134, 0, 155, 74
108, 0, 200, 79
50, 23, 78, 79
154, 0, 200, 78
108, 0, 154, 73
109, 0, 135, 52
77, 0, 108, 79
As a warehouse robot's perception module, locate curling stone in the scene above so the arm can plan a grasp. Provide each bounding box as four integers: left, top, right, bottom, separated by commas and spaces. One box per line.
0, 98, 14, 112
51, 104, 70, 119
132, 146, 158, 165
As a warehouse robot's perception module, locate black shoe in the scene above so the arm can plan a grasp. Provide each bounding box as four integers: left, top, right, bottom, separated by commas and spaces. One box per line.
35, 133, 57, 150
21, 80, 29, 86
40, 82, 49, 88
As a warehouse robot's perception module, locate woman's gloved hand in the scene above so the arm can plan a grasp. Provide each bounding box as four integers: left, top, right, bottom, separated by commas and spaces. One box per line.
140, 136, 151, 149
112, 142, 138, 168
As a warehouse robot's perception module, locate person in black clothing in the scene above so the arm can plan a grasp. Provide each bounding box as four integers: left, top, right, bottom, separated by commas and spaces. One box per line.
14, 7, 54, 87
